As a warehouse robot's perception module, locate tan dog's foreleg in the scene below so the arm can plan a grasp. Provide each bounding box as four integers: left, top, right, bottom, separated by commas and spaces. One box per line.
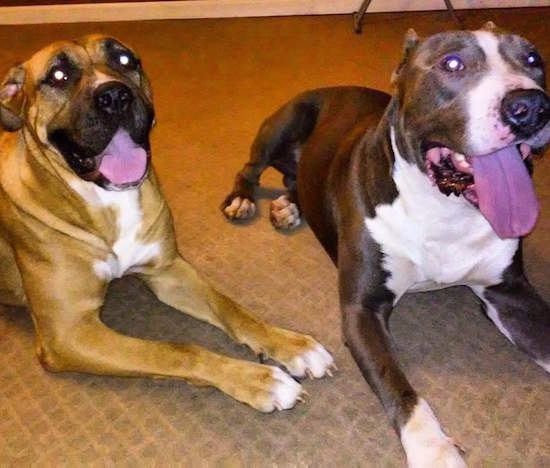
20, 254, 306, 412
138, 255, 334, 379
22, 252, 329, 412
41, 314, 304, 412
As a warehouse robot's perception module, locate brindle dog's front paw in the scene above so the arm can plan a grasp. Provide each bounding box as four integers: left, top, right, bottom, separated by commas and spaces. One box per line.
401, 399, 467, 468
270, 195, 301, 229
222, 195, 256, 220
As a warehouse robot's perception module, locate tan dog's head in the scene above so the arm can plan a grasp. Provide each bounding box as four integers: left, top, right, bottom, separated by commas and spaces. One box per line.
0, 34, 154, 190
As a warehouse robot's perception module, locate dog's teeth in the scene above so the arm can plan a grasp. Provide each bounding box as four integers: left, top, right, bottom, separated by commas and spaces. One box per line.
441, 147, 452, 157
519, 143, 531, 159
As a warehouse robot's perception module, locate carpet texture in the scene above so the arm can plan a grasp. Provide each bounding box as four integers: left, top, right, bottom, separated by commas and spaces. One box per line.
1, 8, 549, 467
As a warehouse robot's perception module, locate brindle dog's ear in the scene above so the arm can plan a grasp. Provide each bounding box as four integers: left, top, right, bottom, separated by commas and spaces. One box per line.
391, 29, 420, 87
0, 65, 26, 132
481, 21, 497, 31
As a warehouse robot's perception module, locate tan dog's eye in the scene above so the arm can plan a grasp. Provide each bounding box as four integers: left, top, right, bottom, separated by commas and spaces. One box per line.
115, 51, 139, 71
42, 54, 80, 90
119, 54, 130, 66
45, 67, 69, 88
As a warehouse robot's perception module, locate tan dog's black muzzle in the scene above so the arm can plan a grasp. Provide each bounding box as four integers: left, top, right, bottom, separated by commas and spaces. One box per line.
94, 81, 133, 116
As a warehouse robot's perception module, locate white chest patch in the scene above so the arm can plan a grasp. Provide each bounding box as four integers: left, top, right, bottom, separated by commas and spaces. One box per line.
71, 181, 160, 281
364, 128, 518, 302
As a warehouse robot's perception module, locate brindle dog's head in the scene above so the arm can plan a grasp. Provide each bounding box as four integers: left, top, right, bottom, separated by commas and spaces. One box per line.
391, 22, 549, 156
390, 22, 550, 238
0, 35, 154, 191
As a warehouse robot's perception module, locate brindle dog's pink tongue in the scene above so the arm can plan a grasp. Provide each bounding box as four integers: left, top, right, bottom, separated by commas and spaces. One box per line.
472, 145, 539, 238
98, 130, 147, 185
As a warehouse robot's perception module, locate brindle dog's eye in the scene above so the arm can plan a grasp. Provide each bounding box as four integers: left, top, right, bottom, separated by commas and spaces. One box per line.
45, 66, 70, 88
526, 51, 542, 68
440, 55, 465, 73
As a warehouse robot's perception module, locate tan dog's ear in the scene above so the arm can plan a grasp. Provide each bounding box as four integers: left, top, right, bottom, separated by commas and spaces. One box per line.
391, 29, 420, 87
0, 65, 26, 132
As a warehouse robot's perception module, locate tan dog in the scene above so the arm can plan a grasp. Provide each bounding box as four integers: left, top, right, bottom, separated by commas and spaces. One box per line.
0, 35, 334, 411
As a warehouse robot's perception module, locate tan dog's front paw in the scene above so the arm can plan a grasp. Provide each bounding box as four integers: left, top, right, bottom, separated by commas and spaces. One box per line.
263, 329, 335, 379
224, 363, 304, 412
285, 342, 335, 378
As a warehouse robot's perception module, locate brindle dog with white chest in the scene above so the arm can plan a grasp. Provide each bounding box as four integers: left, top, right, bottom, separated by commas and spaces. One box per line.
223, 23, 550, 466
0, 35, 335, 413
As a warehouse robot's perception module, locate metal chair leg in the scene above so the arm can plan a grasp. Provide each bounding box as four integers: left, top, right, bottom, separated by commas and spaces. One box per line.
353, 0, 373, 34
354, 0, 462, 34
443, 0, 463, 29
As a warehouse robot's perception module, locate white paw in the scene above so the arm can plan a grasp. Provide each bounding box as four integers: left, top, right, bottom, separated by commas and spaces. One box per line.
536, 359, 550, 373
224, 196, 256, 219
270, 195, 301, 229
401, 399, 466, 468
264, 367, 304, 412
285, 343, 335, 379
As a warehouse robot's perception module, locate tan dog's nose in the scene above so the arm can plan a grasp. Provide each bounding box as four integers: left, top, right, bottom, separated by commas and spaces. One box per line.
94, 82, 133, 115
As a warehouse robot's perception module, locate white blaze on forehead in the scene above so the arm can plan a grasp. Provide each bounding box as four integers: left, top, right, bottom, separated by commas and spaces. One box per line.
466, 31, 542, 155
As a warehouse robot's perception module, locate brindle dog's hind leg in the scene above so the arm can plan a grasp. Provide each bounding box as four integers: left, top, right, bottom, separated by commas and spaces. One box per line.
221, 97, 319, 224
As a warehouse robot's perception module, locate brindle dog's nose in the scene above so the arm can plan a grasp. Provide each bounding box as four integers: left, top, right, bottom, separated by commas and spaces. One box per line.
501, 89, 550, 138
94, 82, 133, 116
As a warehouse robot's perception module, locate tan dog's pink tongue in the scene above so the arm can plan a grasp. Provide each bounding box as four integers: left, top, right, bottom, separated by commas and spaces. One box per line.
98, 130, 147, 185
471, 145, 539, 238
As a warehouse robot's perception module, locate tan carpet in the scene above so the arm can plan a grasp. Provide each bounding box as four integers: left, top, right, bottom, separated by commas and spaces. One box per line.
1, 8, 549, 466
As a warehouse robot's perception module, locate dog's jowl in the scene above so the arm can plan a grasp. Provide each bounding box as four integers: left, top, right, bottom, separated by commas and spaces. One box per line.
222, 23, 550, 466
0, 35, 335, 413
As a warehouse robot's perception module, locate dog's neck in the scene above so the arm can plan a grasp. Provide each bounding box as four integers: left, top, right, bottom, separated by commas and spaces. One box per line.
377, 98, 425, 171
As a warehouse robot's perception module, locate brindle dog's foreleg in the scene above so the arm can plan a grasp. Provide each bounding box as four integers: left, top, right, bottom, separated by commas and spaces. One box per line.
338, 224, 466, 467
